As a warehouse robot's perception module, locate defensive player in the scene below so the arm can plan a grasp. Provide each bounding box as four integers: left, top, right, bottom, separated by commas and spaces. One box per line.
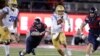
51, 4, 72, 56
19, 18, 47, 56
0, 0, 19, 56
80, 7, 100, 56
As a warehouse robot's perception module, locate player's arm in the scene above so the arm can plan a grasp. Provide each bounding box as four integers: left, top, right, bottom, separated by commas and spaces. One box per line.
65, 14, 71, 32
14, 17, 18, 28
66, 16, 71, 27
14, 9, 19, 28
36, 23, 48, 36
31, 31, 47, 36
80, 20, 87, 32
43, 23, 49, 36
30, 27, 44, 36
0, 11, 7, 26
31, 31, 41, 36
31, 23, 48, 36
0, 7, 9, 26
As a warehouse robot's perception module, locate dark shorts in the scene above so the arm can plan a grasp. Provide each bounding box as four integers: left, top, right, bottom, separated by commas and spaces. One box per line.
26, 36, 42, 54
88, 31, 100, 51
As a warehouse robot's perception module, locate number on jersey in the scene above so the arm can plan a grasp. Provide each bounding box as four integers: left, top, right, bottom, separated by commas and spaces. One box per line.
9, 16, 17, 22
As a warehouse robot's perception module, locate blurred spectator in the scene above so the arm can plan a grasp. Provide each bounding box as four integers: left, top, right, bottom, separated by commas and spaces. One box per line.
71, 29, 87, 45
73, 0, 100, 2
48, 0, 62, 11
0, 0, 6, 9
64, 0, 74, 2
32, 0, 51, 10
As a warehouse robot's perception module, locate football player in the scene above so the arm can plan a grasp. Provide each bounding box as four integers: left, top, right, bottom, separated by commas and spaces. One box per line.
0, 0, 19, 56
19, 18, 47, 56
80, 7, 100, 56
51, 4, 72, 56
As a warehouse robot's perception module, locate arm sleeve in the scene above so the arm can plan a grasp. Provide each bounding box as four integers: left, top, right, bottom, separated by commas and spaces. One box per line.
64, 13, 71, 27
2, 7, 9, 14
16, 9, 19, 16
30, 27, 41, 36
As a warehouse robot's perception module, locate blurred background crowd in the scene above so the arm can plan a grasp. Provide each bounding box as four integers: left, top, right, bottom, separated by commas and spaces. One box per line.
0, 0, 100, 13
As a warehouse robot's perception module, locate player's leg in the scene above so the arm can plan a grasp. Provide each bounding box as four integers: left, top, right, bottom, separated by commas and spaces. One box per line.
86, 33, 94, 56
10, 33, 18, 43
15, 33, 20, 43
8, 27, 19, 43
31, 36, 44, 55
19, 45, 33, 56
85, 33, 99, 56
19, 37, 33, 56
0, 27, 10, 56
52, 35, 64, 56
86, 43, 93, 56
11, 32, 20, 43
3, 40, 11, 56
59, 32, 72, 56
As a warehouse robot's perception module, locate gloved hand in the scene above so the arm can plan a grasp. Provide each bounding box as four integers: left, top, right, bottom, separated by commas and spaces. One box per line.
97, 35, 100, 41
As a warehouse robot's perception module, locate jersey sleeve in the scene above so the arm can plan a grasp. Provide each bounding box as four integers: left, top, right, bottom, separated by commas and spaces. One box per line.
64, 13, 70, 26
16, 8, 19, 16
2, 7, 9, 14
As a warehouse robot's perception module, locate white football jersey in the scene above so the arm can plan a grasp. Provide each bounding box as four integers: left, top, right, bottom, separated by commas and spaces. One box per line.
51, 12, 70, 33
2, 6, 19, 27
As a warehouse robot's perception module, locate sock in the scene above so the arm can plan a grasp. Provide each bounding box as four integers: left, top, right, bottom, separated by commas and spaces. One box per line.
3, 45, 10, 56
20, 52, 24, 55
85, 54, 90, 56
64, 48, 72, 56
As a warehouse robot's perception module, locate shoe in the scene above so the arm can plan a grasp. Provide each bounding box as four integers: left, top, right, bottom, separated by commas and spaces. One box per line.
85, 54, 90, 56
32, 49, 35, 55
19, 51, 24, 56
64, 54, 67, 56
6, 54, 10, 56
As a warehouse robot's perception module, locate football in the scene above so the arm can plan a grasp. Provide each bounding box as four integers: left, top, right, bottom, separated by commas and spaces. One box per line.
57, 19, 63, 25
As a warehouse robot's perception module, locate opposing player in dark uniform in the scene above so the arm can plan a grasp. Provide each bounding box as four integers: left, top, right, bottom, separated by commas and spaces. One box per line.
19, 18, 47, 56
80, 7, 100, 56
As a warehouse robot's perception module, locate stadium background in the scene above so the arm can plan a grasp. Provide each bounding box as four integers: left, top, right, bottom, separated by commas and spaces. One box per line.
0, 0, 100, 56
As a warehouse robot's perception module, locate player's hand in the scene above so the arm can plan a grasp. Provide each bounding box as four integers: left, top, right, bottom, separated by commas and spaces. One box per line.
97, 35, 100, 41
40, 31, 45, 35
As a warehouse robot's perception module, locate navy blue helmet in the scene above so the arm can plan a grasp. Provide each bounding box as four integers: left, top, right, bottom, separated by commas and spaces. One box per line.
34, 18, 41, 25
89, 7, 97, 13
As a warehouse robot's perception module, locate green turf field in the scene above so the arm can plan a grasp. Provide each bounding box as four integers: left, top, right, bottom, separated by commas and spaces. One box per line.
0, 47, 99, 56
